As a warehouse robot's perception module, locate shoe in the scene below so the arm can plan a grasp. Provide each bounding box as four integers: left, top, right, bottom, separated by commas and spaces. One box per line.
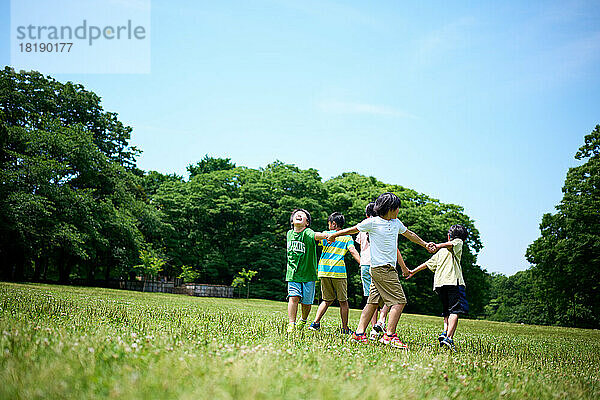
379, 333, 408, 349
286, 322, 295, 333
438, 331, 447, 346
340, 327, 353, 335
440, 337, 456, 352
308, 322, 320, 331
369, 329, 380, 341
350, 332, 369, 344
373, 321, 385, 333
297, 319, 307, 330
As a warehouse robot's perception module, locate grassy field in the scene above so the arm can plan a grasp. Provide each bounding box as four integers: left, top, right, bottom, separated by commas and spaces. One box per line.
1, 282, 599, 399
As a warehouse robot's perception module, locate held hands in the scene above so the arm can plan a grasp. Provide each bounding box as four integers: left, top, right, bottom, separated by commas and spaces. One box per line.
326, 233, 336, 244
405, 269, 416, 280
426, 242, 437, 253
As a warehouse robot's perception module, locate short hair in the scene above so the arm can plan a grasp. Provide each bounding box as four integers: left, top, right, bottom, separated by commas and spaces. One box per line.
373, 192, 401, 217
365, 202, 376, 217
448, 224, 468, 241
290, 208, 311, 228
328, 212, 345, 229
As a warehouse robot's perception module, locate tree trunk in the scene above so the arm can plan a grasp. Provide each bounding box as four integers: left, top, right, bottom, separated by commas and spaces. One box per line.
104, 260, 111, 281
33, 255, 43, 281
12, 250, 25, 281
58, 250, 72, 283
0, 247, 15, 280
88, 259, 97, 283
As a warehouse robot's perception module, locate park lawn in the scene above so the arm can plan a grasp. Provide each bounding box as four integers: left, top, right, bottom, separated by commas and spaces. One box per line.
1, 282, 598, 399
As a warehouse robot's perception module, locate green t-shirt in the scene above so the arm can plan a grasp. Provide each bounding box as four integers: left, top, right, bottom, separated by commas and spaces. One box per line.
286, 228, 318, 282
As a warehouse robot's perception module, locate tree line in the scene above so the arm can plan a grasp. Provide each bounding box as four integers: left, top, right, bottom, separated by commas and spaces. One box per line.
1, 67, 598, 327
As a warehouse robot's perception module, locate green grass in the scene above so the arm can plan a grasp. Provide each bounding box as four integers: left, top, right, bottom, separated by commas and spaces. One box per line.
1, 282, 599, 399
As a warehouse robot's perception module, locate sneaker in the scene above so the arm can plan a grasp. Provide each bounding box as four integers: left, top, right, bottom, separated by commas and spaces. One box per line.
379, 333, 408, 349
369, 329, 380, 341
286, 322, 295, 333
340, 327, 353, 335
297, 319, 307, 330
308, 322, 320, 331
438, 331, 447, 346
440, 337, 456, 352
373, 321, 385, 334
350, 332, 369, 344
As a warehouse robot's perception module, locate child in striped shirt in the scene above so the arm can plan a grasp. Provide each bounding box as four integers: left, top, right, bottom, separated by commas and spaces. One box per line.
308, 212, 360, 333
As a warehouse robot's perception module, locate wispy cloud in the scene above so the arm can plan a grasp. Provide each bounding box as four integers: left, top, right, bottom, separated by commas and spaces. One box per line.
317, 100, 417, 119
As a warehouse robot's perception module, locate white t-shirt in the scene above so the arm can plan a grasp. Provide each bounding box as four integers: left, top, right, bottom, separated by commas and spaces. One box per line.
356, 217, 407, 267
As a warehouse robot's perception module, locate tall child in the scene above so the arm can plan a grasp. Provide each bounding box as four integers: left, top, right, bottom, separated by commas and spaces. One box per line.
356, 202, 390, 339
327, 192, 436, 348
309, 212, 360, 334
286, 208, 327, 333
407, 224, 469, 351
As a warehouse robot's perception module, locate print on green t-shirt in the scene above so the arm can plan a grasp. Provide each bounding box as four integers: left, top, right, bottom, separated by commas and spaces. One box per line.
286, 228, 317, 282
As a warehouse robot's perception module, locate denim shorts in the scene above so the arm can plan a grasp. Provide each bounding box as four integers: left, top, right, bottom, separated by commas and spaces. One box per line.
360, 265, 371, 296
287, 281, 316, 305
435, 285, 469, 316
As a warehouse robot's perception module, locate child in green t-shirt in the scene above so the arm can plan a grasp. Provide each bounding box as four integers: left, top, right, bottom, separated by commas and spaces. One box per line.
407, 224, 469, 351
286, 208, 327, 333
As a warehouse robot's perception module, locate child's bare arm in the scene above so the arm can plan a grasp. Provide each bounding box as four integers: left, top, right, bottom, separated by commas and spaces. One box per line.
401, 229, 436, 253
406, 263, 429, 279
434, 241, 454, 251
314, 232, 328, 241
397, 248, 410, 277
327, 226, 359, 243
348, 245, 361, 264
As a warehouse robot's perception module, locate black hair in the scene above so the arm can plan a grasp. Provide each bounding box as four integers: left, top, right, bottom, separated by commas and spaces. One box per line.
290, 208, 311, 228
365, 202, 376, 217
328, 212, 345, 229
448, 224, 468, 241
373, 192, 401, 217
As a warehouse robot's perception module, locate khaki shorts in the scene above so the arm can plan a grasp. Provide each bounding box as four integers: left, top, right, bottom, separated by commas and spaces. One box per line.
367, 265, 407, 307
320, 277, 348, 302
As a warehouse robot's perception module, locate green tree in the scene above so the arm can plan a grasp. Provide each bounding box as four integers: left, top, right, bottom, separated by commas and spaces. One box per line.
187, 155, 236, 177
232, 268, 258, 299
178, 265, 200, 283
484, 271, 546, 324
134, 247, 166, 292
0, 69, 162, 283
525, 125, 600, 328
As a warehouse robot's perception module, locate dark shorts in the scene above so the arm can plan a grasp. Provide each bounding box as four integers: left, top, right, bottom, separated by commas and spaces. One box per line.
435, 285, 469, 316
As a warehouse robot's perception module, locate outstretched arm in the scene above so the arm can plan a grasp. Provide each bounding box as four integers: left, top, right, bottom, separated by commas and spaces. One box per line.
314, 232, 328, 241
348, 245, 361, 264
406, 262, 429, 279
327, 226, 359, 243
433, 241, 454, 252
402, 229, 436, 253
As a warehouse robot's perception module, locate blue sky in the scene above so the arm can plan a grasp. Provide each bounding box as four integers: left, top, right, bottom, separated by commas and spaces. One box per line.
2, 0, 599, 275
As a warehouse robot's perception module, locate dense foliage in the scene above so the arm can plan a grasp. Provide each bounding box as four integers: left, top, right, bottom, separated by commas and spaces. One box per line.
0, 67, 166, 284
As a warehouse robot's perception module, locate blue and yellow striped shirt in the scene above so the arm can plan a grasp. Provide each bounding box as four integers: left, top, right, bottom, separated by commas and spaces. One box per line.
318, 231, 354, 278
